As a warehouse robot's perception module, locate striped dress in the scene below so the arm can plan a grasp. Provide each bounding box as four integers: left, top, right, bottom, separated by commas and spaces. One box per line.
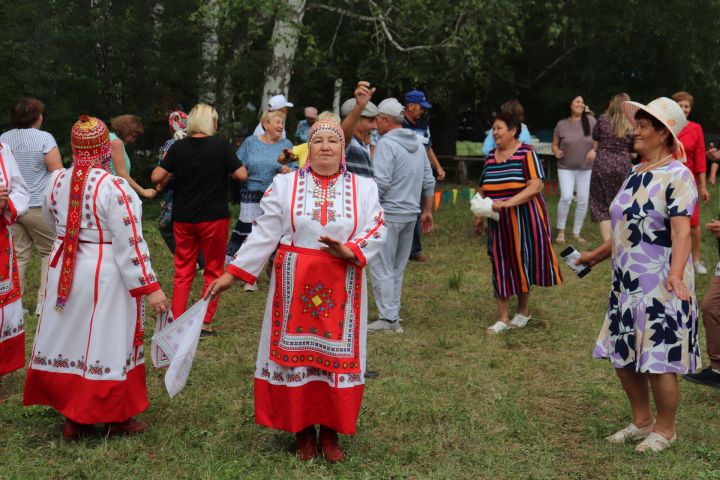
480, 144, 562, 299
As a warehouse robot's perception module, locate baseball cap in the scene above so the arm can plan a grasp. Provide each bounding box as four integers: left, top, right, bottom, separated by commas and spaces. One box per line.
404, 89, 432, 109
268, 94, 293, 111
340, 99, 380, 118
377, 98, 405, 117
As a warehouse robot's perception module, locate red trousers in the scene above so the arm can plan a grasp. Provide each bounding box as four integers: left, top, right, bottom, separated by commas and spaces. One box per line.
172, 219, 229, 324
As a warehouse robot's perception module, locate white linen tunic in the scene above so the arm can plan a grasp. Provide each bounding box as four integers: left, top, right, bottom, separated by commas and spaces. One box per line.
0, 145, 29, 376
228, 170, 385, 434
24, 167, 160, 424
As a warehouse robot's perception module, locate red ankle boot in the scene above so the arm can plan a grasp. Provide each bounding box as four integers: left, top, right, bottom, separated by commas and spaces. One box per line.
319, 426, 345, 462
63, 419, 96, 440
295, 425, 317, 460
106, 417, 147, 436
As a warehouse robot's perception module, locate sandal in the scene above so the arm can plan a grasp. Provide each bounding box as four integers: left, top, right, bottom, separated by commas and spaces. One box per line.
573, 235, 587, 245
635, 431, 676, 453
605, 422, 655, 444
555, 230, 566, 244
510, 313, 532, 328
487, 321, 510, 334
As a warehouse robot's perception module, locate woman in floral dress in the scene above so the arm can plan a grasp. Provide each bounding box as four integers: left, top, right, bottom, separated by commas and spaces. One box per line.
588, 93, 634, 241
578, 98, 699, 453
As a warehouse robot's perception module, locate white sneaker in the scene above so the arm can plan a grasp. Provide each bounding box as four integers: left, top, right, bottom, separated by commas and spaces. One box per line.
606, 422, 655, 444
694, 261, 708, 275
243, 282, 258, 292
367, 319, 404, 333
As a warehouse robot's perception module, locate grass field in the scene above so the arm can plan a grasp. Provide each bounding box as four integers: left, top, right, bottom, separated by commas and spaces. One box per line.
1, 187, 720, 479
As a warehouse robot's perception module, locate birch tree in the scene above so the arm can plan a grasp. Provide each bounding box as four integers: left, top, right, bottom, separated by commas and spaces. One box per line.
260, 0, 307, 110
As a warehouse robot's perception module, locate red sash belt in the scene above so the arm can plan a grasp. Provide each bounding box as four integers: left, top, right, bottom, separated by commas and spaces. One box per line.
50, 235, 112, 268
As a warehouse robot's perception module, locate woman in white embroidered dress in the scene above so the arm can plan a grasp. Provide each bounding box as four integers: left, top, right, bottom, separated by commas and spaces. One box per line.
0, 145, 29, 379
208, 113, 385, 462
24, 116, 168, 439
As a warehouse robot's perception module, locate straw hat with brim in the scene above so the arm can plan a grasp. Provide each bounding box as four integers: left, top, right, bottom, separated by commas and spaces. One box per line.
621, 97, 688, 157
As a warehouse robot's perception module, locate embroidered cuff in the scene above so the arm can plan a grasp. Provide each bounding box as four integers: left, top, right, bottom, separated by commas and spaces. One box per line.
4, 199, 17, 224
130, 282, 161, 297
344, 242, 366, 268
227, 264, 257, 284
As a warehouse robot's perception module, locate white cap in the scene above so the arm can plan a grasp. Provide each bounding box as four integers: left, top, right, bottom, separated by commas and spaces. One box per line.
268, 94, 293, 111
377, 98, 404, 117
340, 99, 380, 118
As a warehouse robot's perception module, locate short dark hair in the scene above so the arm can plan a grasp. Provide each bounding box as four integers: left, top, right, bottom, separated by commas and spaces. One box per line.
634, 109, 675, 149
10, 97, 44, 128
500, 99, 525, 124
110, 114, 144, 142
493, 112, 521, 138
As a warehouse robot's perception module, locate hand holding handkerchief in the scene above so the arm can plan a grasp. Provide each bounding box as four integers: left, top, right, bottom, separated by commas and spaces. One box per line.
470, 193, 500, 221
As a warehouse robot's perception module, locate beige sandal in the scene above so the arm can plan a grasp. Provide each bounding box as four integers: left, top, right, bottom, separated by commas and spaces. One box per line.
487, 321, 510, 334
573, 235, 587, 245
635, 432, 676, 453
510, 313, 532, 328
555, 230, 565, 244
605, 422, 655, 443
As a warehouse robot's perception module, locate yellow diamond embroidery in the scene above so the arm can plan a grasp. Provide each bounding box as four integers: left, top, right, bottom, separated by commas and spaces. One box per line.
311, 295, 323, 306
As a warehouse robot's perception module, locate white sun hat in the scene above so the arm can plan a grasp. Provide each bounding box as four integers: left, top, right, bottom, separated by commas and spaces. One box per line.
621, 97, 688, 160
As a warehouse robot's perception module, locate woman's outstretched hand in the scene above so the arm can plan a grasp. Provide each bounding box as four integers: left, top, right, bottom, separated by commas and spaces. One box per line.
665, 274, 689, 301
205, 272, 237, 299
319, 236, 356, 261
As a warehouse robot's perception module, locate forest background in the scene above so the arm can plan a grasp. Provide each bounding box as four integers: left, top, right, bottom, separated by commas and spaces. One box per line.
2, 0, 720, 164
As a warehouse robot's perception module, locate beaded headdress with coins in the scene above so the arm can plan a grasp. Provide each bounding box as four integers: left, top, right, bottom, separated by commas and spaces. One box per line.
301, 119, 347, 177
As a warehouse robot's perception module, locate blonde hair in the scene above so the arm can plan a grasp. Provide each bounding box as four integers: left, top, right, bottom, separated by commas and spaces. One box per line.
317, 111, 341, 124
187, 103, 218, 136
606, 93, 632, 139
260, 110, 286, 127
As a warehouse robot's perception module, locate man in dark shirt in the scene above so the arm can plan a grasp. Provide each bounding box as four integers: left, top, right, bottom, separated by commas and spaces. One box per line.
403, 90, 444, 262
340, 98, 379, 178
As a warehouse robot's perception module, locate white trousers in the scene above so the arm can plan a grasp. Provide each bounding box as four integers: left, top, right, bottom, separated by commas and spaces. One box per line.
556, 169, 592, 235
368, 220, 415, 321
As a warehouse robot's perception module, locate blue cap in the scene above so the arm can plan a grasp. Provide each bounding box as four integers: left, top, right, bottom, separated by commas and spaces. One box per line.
404, 90, 432, 109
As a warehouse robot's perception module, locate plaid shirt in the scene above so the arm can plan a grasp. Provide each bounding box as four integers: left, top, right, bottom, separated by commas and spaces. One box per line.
345, 136, 373, 178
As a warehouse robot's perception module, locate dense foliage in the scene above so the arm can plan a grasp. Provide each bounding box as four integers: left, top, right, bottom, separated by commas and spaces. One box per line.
1, 0, 720, 161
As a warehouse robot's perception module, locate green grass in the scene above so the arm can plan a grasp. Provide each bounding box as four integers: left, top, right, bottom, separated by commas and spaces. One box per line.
1, 187, 720, 479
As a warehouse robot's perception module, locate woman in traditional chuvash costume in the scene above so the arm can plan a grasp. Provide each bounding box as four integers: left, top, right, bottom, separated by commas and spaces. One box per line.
0, 144, 29, 378
208, 117, 386, 462
24, 116, 168, 439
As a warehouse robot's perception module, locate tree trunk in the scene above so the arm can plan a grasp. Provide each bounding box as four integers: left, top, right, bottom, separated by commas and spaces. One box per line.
260, 0, 306, 110
198, 0, 221, 104
332, 78, 342, 115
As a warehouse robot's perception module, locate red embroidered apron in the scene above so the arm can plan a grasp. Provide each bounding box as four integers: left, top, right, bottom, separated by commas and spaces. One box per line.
269, 244, 362, 374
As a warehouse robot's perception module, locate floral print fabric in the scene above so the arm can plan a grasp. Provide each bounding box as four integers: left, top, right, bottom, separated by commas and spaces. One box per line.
593, 160, 701, 374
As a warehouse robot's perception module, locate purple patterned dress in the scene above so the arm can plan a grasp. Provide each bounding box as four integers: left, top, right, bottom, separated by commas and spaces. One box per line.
593, 160, 701, 374
589, 115, 634, 222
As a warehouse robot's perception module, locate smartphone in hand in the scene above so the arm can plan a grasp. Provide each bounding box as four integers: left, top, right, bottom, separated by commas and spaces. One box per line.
560, 246, 591, 278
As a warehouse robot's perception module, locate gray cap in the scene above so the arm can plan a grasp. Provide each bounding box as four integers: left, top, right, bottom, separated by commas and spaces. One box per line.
377, 98, 405, 117
340, 98, 379, 118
